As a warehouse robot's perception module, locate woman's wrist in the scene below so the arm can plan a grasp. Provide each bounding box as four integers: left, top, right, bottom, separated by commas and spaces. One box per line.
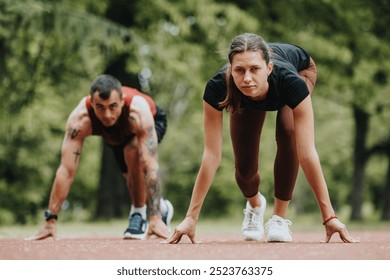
185, 212, 199, 222
322, 215, 338, 225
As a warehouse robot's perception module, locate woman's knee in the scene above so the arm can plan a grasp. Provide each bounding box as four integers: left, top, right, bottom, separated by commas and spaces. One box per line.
275, 122, 296, 147
235, 170, 259, 197
276, 123, 295, 138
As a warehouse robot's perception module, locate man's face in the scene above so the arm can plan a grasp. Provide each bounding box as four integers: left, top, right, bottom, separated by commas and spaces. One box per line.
91, 90, 124, 127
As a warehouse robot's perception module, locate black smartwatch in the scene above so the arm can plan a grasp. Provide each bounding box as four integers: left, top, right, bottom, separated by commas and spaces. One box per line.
44, 210, 58, 221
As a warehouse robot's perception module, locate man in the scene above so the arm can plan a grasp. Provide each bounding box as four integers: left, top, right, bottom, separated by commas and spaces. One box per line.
29, 74, 173, 240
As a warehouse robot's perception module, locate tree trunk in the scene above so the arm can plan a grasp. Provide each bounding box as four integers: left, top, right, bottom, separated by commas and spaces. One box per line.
381, 144, 390, 220
94, 141, 129, 219
350, 106, 369, 220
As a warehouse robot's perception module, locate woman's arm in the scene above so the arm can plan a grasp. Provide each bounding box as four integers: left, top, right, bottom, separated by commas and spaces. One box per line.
293, 96, 358, 242
166, 101, 223, 243
293, 96, 334, 220
186, 102, 224, 220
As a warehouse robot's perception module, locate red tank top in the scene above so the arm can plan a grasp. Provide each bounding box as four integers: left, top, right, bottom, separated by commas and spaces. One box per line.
85, 86, 157, 145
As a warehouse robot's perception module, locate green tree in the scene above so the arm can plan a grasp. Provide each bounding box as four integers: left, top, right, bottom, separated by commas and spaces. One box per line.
0, 0, 134, 223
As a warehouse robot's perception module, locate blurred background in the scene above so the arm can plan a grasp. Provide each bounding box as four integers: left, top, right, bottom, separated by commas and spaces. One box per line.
0, 0, 389, 228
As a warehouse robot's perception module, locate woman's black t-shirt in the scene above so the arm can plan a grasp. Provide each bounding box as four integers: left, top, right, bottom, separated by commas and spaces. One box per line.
203, 43, 311, 111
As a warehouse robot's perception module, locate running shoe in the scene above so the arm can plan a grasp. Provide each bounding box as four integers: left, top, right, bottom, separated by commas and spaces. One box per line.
124, 213, 149, 240
265, 215, 293, 242
161, 198, 174, 228
241, 194, 266, 241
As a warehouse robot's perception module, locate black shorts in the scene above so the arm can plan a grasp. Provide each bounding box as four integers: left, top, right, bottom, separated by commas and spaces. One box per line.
109, 105, 168, 173
154, 105, 168, 143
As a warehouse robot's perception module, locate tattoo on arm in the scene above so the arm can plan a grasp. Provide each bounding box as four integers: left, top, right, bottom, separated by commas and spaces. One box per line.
145, 168, 162, 216
141, 126, 160, 216
144, 126, 157, 156
70, 128, 79, 139
73, 150, 81, 164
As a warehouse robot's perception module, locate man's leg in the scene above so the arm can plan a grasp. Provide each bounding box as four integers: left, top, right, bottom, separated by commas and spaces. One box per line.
123, 137, 146, 207
123, 133, 171, 239
122, 137, 149, 239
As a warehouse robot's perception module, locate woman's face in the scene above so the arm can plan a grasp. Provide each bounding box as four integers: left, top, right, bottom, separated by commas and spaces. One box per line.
231, 51, 273, 100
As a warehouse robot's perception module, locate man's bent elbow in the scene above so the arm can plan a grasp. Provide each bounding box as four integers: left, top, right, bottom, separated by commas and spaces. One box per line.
56, 165, 76, 181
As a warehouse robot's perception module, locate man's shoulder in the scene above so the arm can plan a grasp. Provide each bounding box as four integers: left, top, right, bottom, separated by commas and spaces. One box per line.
69, 97, 89, 117
129, 95, 154, 115
66, 97, 92, 137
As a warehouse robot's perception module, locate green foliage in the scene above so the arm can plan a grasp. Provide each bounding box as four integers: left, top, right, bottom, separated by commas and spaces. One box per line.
0, 0, 135, 223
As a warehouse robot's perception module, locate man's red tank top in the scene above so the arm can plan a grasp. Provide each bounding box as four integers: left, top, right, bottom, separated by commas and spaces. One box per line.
85, 86, 157, 145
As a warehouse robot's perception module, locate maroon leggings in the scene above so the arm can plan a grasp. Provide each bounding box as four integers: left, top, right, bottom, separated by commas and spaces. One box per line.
230, 58, 317, 201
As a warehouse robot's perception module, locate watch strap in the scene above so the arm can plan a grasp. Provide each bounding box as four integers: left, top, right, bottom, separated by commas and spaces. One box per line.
44, 210, 58, 221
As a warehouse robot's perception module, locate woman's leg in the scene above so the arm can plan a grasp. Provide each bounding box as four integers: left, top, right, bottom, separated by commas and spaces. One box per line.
273, 57, 317, 217
230, 108, 266, 207
273, 106, 298, 217
265, 58, 318, 242
231, 108, 268, 241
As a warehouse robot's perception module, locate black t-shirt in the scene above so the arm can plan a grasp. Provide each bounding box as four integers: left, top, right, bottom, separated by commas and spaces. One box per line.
203, 43, 311, 111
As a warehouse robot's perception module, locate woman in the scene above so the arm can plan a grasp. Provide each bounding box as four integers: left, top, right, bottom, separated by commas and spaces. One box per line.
166, 33, 358, 243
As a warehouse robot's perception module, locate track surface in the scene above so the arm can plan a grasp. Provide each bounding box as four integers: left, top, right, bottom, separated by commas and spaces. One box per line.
1, 230, 389, 260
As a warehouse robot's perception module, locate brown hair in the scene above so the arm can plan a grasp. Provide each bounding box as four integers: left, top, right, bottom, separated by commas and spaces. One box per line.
219, 33, 271, 112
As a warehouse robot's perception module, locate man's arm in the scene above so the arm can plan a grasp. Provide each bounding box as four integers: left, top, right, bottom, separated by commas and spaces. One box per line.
131, 96, 161, 216
47, 125, 85, 215
142, 125, 161, 217
130, 96, 169, 238
27, 100, 90, 240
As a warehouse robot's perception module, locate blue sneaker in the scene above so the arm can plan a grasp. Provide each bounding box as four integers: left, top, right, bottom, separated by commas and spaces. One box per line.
161, 198, 174, 228
124, 213, 148, 240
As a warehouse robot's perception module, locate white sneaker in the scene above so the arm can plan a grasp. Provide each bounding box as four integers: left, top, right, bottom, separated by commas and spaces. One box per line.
265, 215, 293, 242
161, 198, 174, 229
241, 194, 266, 241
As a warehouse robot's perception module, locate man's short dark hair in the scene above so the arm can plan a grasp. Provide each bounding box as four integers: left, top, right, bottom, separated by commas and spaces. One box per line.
90, 74, 123, 100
